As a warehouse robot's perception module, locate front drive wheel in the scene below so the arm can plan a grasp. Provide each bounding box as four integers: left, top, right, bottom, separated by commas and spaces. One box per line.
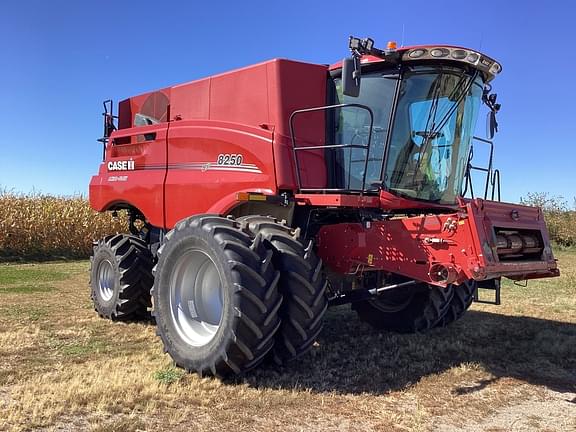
352, 282, 454, 333
152, 215, 282, 376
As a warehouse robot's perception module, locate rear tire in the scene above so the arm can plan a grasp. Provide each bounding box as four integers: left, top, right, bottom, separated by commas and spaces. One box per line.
437, 280, 477, 327
352, 282, 453, 333
152, 215, 282, 376
90, 234, 154, 320
239, 216, 328, 365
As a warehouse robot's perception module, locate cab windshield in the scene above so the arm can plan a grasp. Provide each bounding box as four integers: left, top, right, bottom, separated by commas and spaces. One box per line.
384, 66, 483, 203
332, 65, 483, 204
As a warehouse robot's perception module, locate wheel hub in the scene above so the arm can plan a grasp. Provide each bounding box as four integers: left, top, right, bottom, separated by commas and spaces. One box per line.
97, 259, 115, 302
169, 249, 224, 347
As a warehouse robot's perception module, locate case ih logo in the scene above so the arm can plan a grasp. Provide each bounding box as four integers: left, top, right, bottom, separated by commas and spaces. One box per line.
108, 160, 135, 171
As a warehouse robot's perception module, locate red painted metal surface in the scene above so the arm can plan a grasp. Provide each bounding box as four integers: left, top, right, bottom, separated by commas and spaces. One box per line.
317, 199, 559, 286
164, 120, 276, 226
89, 59, 327, 228
294, 193, 381, 208
89, 124, 168, 227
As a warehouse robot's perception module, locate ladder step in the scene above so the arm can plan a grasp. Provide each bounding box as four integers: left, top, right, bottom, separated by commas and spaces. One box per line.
473, 279, 501, 305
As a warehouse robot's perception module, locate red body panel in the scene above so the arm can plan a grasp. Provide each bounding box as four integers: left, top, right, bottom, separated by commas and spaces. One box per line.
90, 59, 327, 228
164, 121, 276, 225
317, 199, 559, 286
295, 193, 380, 208
89, 124, 168, 227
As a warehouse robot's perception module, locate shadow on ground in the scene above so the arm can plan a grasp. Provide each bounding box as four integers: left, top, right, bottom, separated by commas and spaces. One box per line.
240, 307, 576, 396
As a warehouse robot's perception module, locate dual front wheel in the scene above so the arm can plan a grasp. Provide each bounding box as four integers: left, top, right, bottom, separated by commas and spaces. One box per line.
152, 215, 328, 376
151, 215, 288, 375
91, 216, 321, 376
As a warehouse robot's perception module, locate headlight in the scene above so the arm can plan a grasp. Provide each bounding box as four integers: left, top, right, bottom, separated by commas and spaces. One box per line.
400, 46, 501, 80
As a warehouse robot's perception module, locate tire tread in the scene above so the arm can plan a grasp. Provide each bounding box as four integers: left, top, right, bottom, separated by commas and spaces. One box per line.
90, 234, 153, 321
239, 215, 328, 364
152, 215, 282, 376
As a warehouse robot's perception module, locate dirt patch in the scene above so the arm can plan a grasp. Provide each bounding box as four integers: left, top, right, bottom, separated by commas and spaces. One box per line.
434, 387, 576, 431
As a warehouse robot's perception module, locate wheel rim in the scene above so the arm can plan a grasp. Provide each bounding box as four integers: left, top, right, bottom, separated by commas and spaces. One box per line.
97, 259, 115, 302
169, 249, 224, 347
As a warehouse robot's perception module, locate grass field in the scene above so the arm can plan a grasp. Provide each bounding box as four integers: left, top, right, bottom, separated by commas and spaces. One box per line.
0, 252, 575, 431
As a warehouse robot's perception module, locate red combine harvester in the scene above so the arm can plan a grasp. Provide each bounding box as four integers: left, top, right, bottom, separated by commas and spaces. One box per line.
89, 37, 559, 376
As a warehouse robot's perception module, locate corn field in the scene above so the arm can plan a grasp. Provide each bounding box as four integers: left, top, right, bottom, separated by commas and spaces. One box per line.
0, 191, 128, 259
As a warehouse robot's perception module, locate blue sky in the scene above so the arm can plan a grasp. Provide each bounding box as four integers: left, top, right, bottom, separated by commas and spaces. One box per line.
1, 0, 574, 203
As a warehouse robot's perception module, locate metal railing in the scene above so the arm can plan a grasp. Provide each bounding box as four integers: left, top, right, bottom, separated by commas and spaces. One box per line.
462, 136, 501, 201
289, 103, 374, 193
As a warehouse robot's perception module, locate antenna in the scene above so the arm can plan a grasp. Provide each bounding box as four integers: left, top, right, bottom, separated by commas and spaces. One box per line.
401, 24, 406, 47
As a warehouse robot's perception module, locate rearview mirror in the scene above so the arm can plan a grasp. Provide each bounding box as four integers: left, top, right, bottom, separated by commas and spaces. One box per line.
342, 56, 361, 97
486, 111, 498, 139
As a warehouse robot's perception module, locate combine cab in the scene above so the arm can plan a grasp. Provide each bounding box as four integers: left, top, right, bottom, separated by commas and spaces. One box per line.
89, 37, 559, 376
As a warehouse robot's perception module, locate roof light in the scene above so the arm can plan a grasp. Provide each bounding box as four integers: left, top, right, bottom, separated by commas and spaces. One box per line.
387, 40, 397, 50
430, 48, 449, 57
466, 52, 480, 64
365, 38, 374, 51
489, 62, 502, 74
451, 49, 468, 60
409, 49, 427, 58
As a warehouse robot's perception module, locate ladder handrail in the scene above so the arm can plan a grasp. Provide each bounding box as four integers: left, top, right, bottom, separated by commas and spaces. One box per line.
289, 103, 375, 194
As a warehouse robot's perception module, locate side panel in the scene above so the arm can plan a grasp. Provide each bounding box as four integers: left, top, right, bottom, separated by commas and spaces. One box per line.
164, 120, 276, 228
317, 214, 478, 285
317, 200, 559, 286
268, 61, 328, 190
89, 123, 168, 227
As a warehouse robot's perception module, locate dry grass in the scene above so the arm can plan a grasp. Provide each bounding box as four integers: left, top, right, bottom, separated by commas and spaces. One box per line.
0, 252, 575, 431
0, 192, 127, 260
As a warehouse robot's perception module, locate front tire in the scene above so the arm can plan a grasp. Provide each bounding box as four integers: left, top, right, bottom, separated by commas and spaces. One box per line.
239, 216, 328, 365
152, 215, 282, 376
352, 282, 453, 333
90, 234, 154, 320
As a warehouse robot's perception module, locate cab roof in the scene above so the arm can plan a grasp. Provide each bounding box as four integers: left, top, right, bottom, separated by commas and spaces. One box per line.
329, 44, 502, 82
